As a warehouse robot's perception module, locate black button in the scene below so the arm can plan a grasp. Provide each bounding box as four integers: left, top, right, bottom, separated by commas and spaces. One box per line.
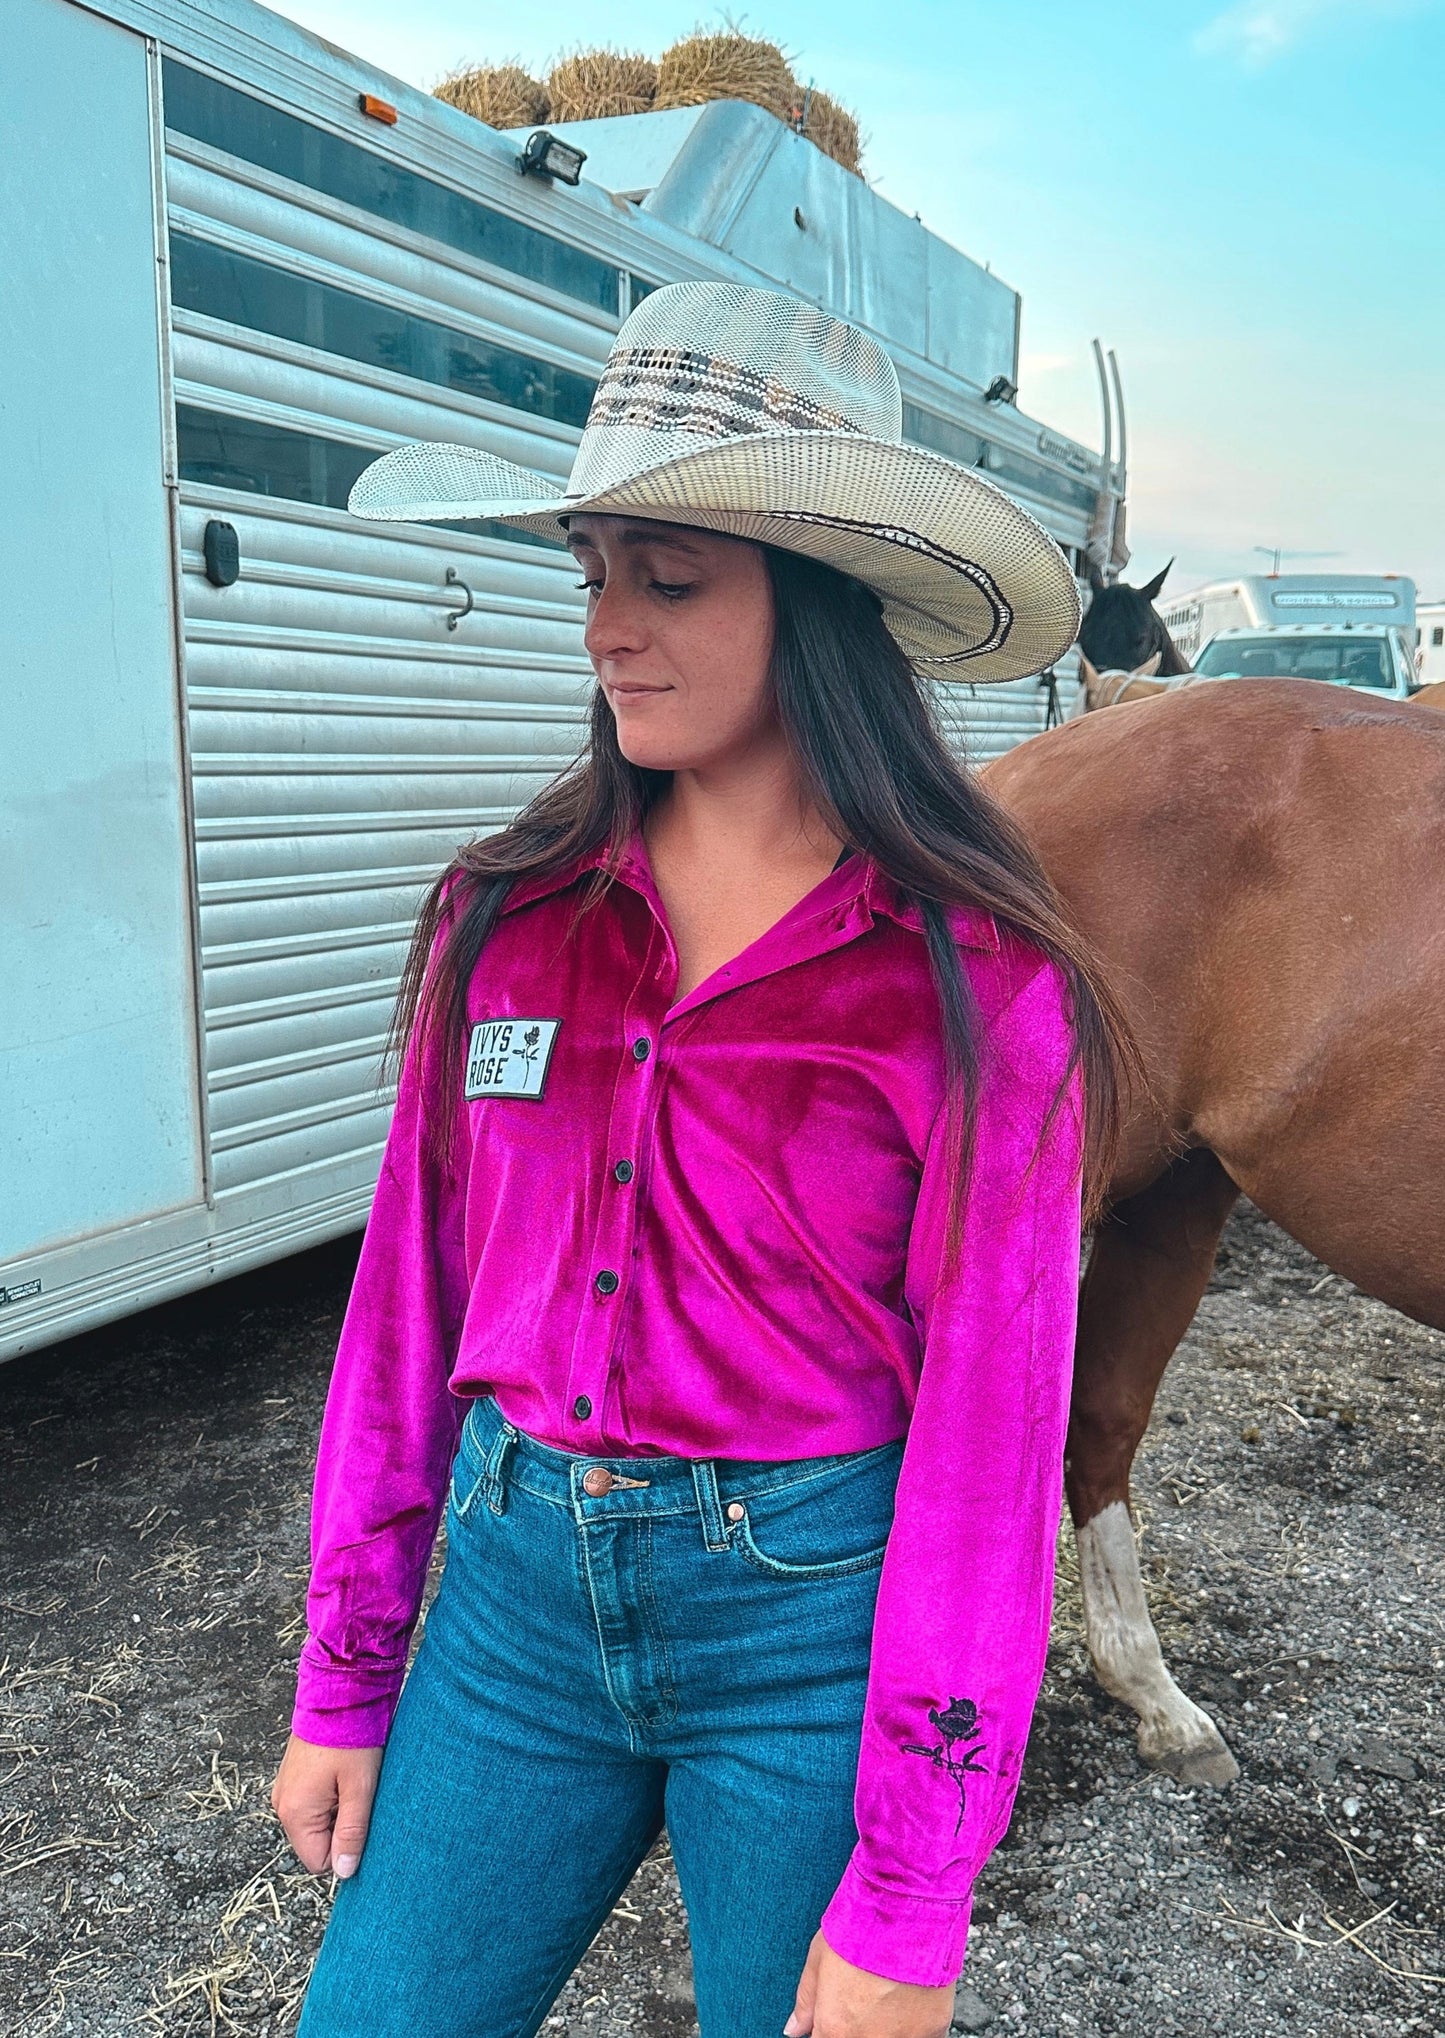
613, 1159, 635, 1184
632, 1036, 651, 1062
595, 1269, 620, 1295
573, 1394, 592, 1420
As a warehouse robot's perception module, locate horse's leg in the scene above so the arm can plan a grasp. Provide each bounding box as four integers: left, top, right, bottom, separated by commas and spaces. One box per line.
1067, 1148, 1242, 1788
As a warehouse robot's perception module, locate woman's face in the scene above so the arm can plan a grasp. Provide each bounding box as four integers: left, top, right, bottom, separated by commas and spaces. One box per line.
566, 515, 777, 773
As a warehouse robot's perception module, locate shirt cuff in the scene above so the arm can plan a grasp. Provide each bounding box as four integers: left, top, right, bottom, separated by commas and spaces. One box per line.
291, 1655, 403, 1748
820, 1863, 974, 1988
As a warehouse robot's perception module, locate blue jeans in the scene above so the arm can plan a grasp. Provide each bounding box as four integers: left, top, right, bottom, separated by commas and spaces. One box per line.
296, 1392, 905, 2038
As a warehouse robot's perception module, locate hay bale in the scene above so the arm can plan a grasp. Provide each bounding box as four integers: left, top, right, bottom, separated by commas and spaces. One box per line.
654, 30, 798, 123
548, 49, 659, 122
434, 63, 550, 130
799, 86, 862, 175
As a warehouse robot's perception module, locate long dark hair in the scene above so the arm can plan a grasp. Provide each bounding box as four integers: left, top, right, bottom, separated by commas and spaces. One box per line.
393, 543, 1137, 1244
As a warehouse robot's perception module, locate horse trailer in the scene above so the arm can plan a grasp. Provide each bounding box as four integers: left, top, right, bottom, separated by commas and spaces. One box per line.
2, 0, 1121, 1360
1158, 574, 1416, 667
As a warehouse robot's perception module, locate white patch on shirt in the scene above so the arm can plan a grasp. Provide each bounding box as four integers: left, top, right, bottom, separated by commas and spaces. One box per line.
464, 1018, 561, 1101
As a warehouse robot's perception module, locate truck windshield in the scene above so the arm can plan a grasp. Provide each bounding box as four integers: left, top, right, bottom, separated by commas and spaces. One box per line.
1194, 635, 1392, 689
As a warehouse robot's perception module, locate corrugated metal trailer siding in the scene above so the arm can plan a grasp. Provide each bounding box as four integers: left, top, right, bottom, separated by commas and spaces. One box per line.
162, 63, 1090, 1214
166, 123, 599, 1205
931, 673, 1073, 768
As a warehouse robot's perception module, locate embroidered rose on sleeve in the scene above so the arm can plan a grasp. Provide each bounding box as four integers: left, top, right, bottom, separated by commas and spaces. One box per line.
903, 1694, 988, 1835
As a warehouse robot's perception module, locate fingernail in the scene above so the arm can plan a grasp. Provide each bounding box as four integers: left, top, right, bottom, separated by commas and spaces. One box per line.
783, 2018, 802, 2036
333, 1854, 358, 1879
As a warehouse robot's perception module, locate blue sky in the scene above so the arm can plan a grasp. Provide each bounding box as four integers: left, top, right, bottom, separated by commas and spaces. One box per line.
275, 0, 1444, 599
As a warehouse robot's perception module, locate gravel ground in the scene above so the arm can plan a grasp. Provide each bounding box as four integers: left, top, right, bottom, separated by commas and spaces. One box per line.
1, 1204, 1443, 2038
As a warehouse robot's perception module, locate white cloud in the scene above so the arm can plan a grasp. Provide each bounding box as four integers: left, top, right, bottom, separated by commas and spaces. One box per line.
1193, 0, 1426, 67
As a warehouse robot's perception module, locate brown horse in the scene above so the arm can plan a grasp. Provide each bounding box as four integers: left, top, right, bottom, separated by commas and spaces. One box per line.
1412, 678, 1445, 710
984, 678, 1445, 1785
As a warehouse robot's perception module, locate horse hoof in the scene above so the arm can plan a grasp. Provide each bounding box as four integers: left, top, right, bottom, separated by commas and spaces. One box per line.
1147, 1737, 1240, 1790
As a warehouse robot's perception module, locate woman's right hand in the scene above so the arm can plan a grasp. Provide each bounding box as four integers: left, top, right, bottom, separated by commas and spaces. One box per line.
271, 1734, 384, 1878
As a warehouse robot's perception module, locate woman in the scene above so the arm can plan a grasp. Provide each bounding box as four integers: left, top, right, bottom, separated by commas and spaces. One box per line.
273, 282, 1130, 2038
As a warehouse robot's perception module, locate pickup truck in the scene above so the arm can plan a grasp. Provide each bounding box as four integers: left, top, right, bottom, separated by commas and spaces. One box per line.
1192, 623, 1419, 699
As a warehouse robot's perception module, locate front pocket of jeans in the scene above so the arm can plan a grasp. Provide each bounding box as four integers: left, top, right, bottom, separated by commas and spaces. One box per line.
729, 1441, 902, 1579
732, 1510, 889, 1578
446, 1406, 489, 1524
447, 1459, 488, 1524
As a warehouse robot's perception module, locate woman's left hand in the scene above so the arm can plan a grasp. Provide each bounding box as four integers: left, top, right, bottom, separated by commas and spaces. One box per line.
783, 1930, 956, 2037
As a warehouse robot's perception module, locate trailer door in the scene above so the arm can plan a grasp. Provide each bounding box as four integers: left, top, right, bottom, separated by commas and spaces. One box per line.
1, 0, 203, 1267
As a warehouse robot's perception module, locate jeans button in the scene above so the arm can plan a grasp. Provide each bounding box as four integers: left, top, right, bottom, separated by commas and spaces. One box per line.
582, 1467, 614, 1496
726, 1501, 745, 1522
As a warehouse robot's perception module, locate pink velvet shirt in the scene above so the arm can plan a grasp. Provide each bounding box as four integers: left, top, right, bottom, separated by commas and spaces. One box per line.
293, 830, 1084, 1988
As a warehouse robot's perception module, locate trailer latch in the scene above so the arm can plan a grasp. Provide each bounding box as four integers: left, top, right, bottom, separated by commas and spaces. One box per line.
203, 520, 240, 587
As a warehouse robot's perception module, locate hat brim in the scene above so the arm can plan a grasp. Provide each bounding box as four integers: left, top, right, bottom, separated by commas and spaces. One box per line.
348, 433, 1080, 685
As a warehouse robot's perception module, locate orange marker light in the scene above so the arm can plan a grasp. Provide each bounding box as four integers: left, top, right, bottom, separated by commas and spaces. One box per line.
358, 93, 398, 125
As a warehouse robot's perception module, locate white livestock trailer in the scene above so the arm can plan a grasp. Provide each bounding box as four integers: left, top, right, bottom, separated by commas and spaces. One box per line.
1, 0, 1120, 1359
1157, 574, 1417, 667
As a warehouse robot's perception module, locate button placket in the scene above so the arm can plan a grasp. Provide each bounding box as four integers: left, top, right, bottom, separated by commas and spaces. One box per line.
589, 1012, 652, 1310
564, 940, 668, 1436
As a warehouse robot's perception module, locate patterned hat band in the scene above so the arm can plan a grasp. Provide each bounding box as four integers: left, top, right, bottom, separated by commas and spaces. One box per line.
585, 345, 867, 447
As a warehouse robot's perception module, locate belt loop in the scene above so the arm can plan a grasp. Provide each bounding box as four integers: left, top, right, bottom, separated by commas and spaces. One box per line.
691, 1460, 728, 1552
485, 1419, 519, 1516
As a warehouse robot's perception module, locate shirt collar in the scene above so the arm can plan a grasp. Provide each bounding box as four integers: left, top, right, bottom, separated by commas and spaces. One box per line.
494, 837, 627, 918
494, 825, 1000, 955
861, 865, 1000, 953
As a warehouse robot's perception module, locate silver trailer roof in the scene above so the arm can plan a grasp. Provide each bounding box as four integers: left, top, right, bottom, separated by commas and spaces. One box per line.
505, 101, 1020, 396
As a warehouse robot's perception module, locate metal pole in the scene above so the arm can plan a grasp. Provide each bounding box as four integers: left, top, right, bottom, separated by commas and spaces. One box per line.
1092, 338, 1113, 472
1091, 339, 1117, 578
1107, 348, 1127, 496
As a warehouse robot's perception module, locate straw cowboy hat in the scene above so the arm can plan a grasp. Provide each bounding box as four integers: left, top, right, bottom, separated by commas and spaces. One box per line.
348, 280, 1081, 684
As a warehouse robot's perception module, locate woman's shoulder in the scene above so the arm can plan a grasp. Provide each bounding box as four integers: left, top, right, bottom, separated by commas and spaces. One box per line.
861, 866, 1066, 1019
961, 914, 1072, 1047
943, 901, 1055, 985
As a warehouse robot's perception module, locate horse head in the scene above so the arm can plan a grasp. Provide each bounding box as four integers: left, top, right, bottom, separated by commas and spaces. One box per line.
1077, 562, 1192, 696
1066, 651, 1171, 717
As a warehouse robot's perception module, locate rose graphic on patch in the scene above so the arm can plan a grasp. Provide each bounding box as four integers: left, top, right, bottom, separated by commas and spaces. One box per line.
463, 1018, 561, 1100
902, 1695, 988, 1835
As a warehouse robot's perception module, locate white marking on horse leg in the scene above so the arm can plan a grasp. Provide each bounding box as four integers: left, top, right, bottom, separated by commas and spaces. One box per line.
1076, 1501, 1240, 1786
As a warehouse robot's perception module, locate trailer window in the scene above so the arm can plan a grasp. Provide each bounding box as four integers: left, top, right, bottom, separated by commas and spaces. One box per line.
902, 401, 1097, 513
901, 402, 984, 470
980, 441, 1098, 513
162, 59, 622, 317
171, 233, 596, 429
174, 404, 562, 547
